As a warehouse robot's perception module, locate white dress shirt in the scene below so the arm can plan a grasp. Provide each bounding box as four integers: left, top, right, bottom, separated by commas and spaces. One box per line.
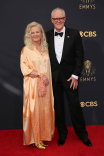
54, 26, 78, 80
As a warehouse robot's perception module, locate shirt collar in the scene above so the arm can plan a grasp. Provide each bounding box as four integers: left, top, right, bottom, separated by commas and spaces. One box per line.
54, 26, 65, 34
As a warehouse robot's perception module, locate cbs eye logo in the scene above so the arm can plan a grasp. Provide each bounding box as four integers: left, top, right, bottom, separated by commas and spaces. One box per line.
80, 101, 98, 107
79, 31, 97, 37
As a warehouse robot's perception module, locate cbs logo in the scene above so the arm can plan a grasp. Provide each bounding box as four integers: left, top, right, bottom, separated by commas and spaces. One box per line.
79, 31, 97, 37
80, 101, 98, 107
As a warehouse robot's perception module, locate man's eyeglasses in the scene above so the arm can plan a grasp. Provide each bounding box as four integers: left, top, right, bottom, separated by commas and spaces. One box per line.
52, 17, 65, 22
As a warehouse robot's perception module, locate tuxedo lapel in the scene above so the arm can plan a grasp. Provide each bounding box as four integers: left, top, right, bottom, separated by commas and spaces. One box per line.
60, 27, 71, 63
49, 30, 59, 64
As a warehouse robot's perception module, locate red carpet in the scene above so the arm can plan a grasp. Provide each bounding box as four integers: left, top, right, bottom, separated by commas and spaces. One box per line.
0, 125, 104, 156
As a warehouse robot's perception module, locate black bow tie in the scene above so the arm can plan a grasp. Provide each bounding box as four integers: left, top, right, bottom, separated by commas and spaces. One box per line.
55, 32, 63, 37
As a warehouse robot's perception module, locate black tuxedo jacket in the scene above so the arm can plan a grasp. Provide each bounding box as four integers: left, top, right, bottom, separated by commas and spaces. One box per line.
46, 27, 84, 88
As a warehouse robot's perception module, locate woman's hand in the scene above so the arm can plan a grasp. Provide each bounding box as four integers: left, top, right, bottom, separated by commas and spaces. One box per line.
40, 73, 49, 86
28, 71, 49, 86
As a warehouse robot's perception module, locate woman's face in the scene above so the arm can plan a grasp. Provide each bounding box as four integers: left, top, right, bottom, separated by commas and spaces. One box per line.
30, 26, 42, 43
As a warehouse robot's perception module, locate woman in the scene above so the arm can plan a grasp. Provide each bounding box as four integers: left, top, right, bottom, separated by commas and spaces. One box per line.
20, 22, 55, 149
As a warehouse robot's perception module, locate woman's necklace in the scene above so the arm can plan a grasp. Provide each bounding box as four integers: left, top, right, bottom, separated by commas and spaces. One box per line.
33, 43, 42, 55
36, 46, 42, 55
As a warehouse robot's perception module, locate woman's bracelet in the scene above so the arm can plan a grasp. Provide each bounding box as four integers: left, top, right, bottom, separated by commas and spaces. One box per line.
37, 72, 40, 77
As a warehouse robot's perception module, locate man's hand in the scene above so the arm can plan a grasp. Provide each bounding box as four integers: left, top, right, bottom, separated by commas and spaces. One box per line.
67, 76, 78, 90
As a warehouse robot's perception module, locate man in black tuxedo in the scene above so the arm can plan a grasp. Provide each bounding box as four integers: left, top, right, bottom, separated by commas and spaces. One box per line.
46, 8, 92, 146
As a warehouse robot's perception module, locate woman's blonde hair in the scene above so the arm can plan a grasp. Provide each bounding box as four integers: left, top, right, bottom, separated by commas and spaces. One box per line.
24, 22, 48, 52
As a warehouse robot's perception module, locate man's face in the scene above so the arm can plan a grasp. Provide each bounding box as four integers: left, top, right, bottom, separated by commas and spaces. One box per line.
51, 10, 66, 32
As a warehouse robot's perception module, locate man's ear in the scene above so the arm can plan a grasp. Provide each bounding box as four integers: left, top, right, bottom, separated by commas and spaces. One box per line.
51, 18, 53, 24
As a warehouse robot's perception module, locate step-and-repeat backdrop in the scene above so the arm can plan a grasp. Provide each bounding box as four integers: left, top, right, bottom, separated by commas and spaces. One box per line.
0, 0, 104, 130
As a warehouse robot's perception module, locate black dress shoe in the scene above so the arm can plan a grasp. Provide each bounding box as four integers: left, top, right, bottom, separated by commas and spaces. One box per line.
58, 139, 65, 146
82, 138, 92, 146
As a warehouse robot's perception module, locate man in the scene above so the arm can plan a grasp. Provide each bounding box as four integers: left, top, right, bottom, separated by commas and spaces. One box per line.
46, 8, 92, 146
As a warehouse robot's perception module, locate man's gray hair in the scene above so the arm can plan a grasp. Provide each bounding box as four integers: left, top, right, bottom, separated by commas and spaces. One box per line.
51, 8, 66, 18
